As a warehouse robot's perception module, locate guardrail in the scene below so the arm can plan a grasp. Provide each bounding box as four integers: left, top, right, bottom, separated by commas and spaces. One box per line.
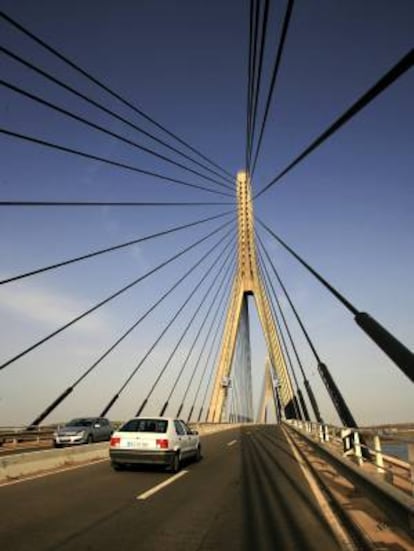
0, 426, 56, 447
287, 419, 414, 497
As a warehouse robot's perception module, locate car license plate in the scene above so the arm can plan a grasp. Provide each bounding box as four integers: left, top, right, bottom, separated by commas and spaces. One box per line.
122, 439, 148, 449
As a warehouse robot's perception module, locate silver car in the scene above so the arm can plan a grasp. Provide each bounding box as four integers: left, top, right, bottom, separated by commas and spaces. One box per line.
53, 417, 113, 447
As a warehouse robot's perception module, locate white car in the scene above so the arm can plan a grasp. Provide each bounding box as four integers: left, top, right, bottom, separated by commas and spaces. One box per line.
109, 417, 202, 472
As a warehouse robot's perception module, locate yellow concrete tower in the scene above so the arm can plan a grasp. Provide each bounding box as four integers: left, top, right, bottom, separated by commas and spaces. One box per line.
207, 171, 295, 422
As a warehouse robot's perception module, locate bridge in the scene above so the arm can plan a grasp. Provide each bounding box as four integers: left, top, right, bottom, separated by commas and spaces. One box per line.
1, 2, 413, 550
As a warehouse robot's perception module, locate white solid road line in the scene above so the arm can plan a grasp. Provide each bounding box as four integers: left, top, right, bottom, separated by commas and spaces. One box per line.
137, 470, 188, 500
0, 458, 109, 488
227, 440, 238, 447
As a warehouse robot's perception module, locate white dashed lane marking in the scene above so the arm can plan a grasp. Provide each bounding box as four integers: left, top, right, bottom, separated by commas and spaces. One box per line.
136, 470, 188, 500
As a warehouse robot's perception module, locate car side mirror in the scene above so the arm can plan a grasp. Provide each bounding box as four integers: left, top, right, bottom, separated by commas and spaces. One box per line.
191, 430, 199, 435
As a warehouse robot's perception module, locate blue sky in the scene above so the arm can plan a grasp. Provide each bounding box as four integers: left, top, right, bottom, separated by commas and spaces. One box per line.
0, 1, 413, 426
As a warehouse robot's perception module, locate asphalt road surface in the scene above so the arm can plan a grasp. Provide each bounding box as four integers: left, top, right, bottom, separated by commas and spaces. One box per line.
0, 425, 344, 550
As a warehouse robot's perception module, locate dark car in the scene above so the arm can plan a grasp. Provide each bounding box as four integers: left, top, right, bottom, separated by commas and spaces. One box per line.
53, 417, 112, 447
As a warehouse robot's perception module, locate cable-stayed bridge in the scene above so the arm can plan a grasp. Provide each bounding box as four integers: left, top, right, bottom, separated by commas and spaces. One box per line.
0, 3, 413, 549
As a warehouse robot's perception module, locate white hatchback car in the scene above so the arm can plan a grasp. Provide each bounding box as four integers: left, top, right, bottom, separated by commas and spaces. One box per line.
109, 417, 202, 472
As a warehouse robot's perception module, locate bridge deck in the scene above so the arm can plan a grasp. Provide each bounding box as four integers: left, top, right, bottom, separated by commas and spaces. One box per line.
0, 426, 344, 551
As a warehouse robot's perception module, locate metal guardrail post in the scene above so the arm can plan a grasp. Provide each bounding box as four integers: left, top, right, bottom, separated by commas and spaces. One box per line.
323, 424, 329, 442
318, 424, 324, 442
341, 428, 352, 456
353, 431, 363, 466
408, 442, 414, 497
373, 434, 385, 474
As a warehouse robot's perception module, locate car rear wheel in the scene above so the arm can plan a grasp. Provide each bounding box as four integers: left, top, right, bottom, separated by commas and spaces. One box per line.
170, 452, 181, 473
111, 461, 124, 471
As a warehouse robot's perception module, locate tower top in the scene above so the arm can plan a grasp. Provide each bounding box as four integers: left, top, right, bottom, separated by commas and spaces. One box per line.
236, 170, 256, 294
237, 170, 248, 183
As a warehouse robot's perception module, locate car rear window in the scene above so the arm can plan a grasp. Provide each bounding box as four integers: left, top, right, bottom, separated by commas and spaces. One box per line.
120, 419, 168, 433
66, 419, 93, 427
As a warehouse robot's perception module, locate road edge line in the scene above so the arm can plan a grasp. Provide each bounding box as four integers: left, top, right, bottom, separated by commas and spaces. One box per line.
282, 425, 358, 551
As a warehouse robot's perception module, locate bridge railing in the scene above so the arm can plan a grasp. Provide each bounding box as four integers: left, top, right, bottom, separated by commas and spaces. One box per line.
0, 426, 56, 448
286, 419, 414, 497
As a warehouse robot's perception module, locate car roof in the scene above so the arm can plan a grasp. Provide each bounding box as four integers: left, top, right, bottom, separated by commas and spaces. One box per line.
125, 416, 174, 421
67, 417, 110, 423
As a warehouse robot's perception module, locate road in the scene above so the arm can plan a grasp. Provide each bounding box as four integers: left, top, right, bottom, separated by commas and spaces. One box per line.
0, 425, 345, 550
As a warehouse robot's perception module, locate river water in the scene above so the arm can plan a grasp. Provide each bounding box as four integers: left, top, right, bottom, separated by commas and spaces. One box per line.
381, 442, 409, 462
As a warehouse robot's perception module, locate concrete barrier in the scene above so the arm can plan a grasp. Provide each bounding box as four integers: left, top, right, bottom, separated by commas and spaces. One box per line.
0, 443, 109, 483
190, 422, 243, 435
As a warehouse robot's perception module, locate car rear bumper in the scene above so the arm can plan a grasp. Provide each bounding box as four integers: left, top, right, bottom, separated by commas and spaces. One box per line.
109, 449, 175, 466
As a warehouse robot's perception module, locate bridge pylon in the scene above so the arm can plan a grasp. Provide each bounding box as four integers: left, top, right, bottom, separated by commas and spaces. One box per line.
257, 357, 282, 424
207, 171, 296, 422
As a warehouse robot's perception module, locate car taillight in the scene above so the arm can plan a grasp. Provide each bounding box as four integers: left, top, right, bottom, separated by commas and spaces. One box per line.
156, 439, 169, 449
110, 436, 121, 447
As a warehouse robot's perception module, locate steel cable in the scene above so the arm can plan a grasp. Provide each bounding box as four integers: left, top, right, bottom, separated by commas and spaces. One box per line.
0, 128, 233, 198
30, 225, 235, 425
254, 48, 414, 199
1, 46, 234, 187
0, 211, 232, 285
0, 200, 232, 207
162, 250, 236, 417
183, 269, 234, 421
256, 231, 314, 420
0, 10, 234, 180
246, 0, 260, 171
250, 0, 294, 177
136, 236, 236, 416
248, 0, 270, 170
257, 217, 358, 316
197, 290, 232, 422
1, 80, 233, 192
98, 230, 235, 416
256, 222, 361, 421
257, 248, 304, 420
0, 219, 233, 372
